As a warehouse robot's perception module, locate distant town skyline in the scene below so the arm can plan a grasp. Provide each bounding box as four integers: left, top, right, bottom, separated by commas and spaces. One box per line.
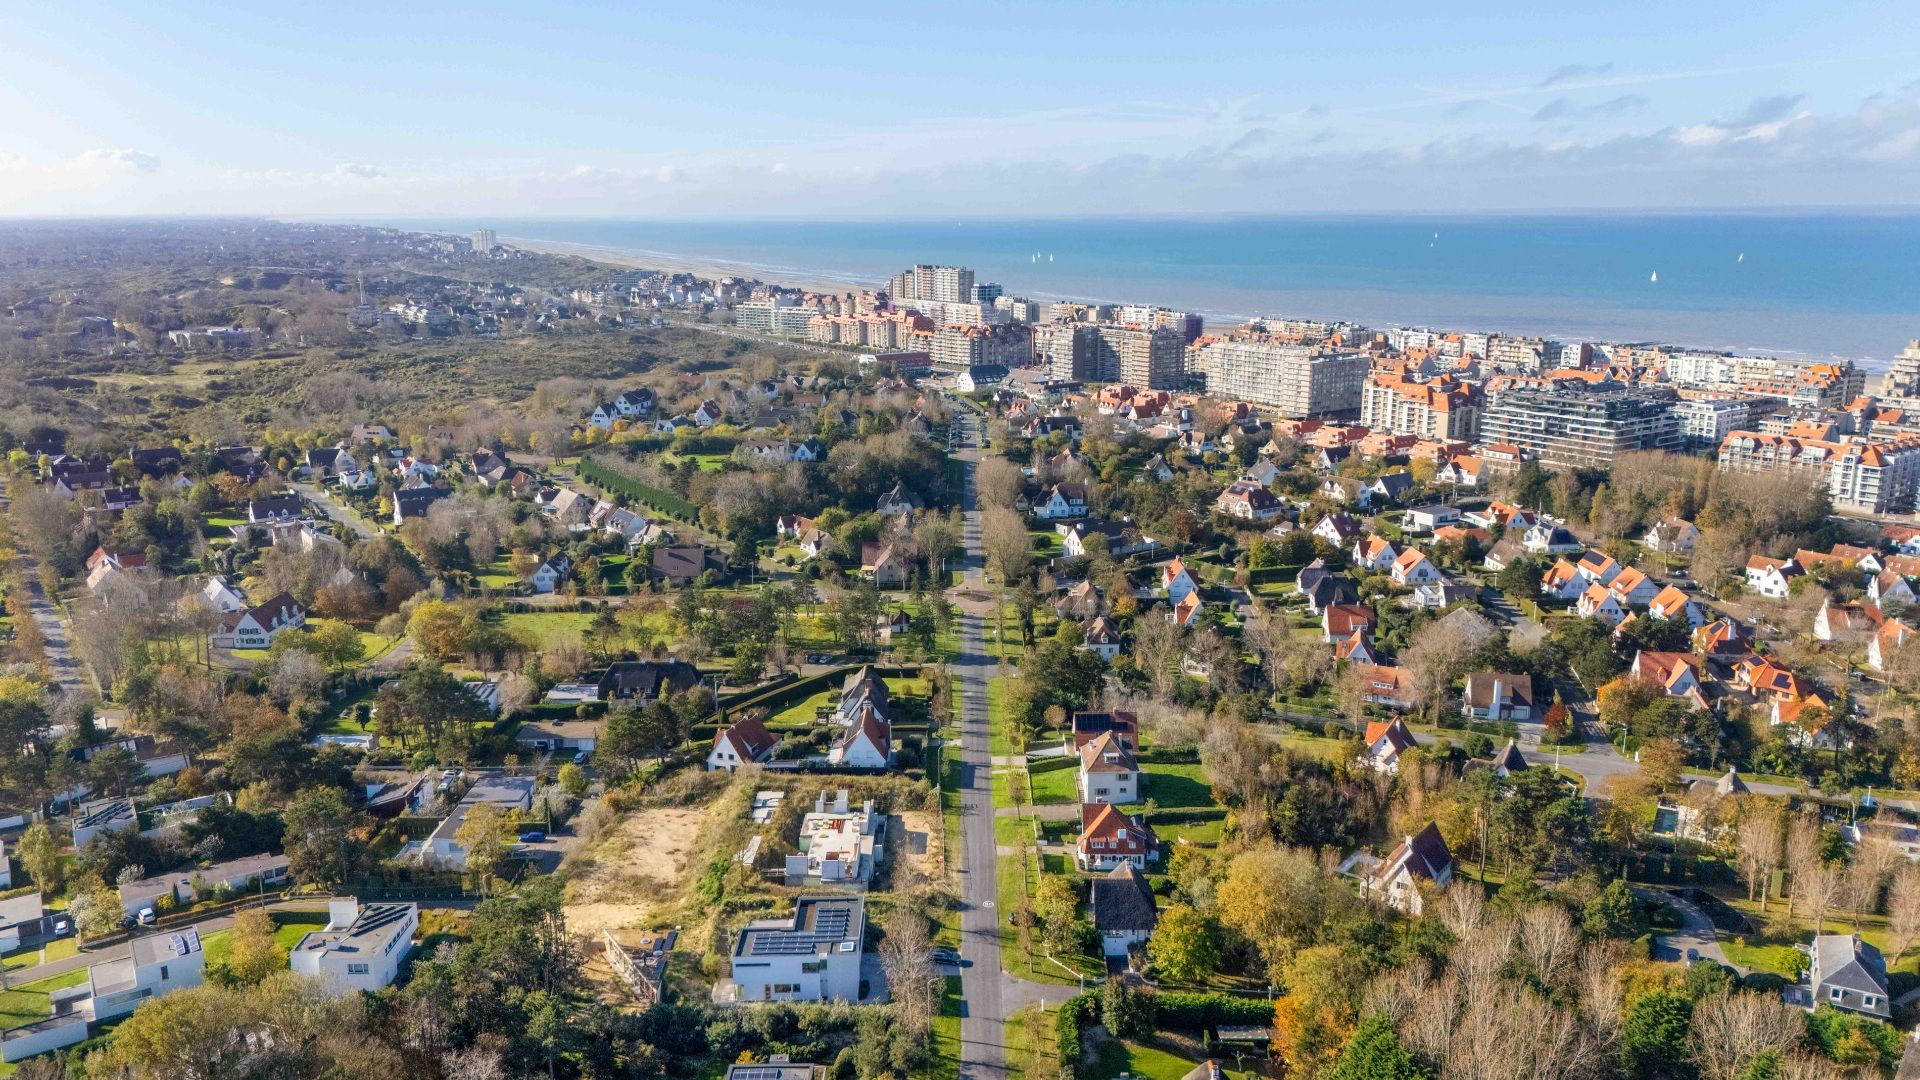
3, 1, 1919, 217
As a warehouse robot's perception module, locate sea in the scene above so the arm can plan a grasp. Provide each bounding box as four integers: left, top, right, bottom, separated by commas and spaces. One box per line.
370, 214, 1920, 368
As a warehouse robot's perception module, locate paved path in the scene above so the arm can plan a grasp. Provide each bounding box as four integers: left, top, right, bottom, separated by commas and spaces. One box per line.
0, 472, 86, 695
291, 481, 380, 540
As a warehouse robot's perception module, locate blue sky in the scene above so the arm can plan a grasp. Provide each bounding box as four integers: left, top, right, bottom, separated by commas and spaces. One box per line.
2, 0, 1918, 216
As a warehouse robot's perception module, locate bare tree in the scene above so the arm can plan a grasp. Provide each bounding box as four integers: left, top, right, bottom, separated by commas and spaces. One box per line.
1842, 839, 1901, 929
975, 457, 1026, 511
1735, 800, 1785, 908
1687, 991, 1807, 1080
879, 906, 938, 1043
981, 507, 1031, 585
1784, 813, 1822, 920
1889, 865, 1920, 961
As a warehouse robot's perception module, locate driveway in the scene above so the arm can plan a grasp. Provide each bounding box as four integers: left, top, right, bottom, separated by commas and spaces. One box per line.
1641, 887, 1738, 971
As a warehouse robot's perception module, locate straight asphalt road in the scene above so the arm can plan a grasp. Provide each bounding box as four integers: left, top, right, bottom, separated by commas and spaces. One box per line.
954, 437, 1011, 1080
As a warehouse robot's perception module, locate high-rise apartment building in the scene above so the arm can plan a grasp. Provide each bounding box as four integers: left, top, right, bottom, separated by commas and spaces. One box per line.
471, 229, 497, 254
1197, 339, 1367, 417
1718, 430, 1920, 514
1670, 397, 1751, 448
1665, 352, 1864, 408
1032, 324, 1184, 388
972, 283, 1003, 305
888, 265, 975, 305
928, 323, 1030, 370
1479, 388, 1681, 469
1887, 340, 1920, 399
1485, 336, 1552, 370
1360, 371, 1481, 439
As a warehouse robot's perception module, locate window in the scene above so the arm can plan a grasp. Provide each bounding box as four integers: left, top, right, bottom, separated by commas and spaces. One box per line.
1863, 995, 1879, 1009
347, 964, 370, 975
1831, 987, 1844, 1001
159, 965, 169, 981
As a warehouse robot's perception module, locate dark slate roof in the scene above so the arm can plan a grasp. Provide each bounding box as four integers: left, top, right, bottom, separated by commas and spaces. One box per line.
1091, 864, 1157, 934
1491, 740, 1529, 772
393, 487, 449, 518
598, 660, 703, 701
1304, 575, 1358, 610
1814, 934, 1889, 996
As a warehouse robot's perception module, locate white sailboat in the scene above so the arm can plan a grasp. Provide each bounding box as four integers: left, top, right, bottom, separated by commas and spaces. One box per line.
1650, 271, 1659, 284
1738, 253, 1745, 263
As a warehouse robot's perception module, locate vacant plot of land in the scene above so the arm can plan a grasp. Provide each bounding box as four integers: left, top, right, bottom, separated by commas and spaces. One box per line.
504, 611, 598, 650
1136, 765, 1213, 809
564, 805, 706, 936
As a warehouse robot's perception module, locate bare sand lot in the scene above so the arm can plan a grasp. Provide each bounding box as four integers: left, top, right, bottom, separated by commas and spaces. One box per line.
565, 805, 706, 936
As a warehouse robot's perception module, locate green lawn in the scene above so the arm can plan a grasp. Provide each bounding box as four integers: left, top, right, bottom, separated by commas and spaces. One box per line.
1084, 1038, 1251, 1080
500, 611, 598, 650
0, 968, 88, 1030
1028, 764, 1079, 805
1153, 815, 1228, 847
930, 975, 963, 1080
1719, 937, 1806, 977
987, 677, 1019, 756
1131, 764, 1214, 810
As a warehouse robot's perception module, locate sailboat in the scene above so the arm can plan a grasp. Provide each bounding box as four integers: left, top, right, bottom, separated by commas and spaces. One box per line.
1047, 254, 1054, 262
1738, 253, 1745, 263
1650, 271, 1659, 284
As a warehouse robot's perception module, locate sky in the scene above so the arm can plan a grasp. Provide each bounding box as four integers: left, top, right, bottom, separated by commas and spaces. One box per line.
2, 0, 1919, 218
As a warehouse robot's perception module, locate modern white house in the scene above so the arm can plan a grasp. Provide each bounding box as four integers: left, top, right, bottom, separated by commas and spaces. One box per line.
71, 797, 138, 851
2, 928, 206, 1063
0, 892, 43, 952
289, 898, 420, 993
420, 776, 535, 869
117, 852, 290, 915
726, 896, 865, 1004
783, 791, 884, 887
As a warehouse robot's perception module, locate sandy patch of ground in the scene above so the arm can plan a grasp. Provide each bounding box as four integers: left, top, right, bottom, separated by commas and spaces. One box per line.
898, 809, 940, 876
565, 805, 706, 937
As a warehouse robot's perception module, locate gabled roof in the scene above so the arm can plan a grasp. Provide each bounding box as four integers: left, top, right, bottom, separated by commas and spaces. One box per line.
1363, 719, 1416, 755
715, 716, 778, 762
1090, 864, 1157, 934
1078, 731, 1137, 773
1386, 822, 1453, 883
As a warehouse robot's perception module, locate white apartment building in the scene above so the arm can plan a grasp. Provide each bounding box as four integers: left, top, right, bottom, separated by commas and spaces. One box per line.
1197, 340, 1367, 416
734, 297, 802, 335
1829, 439, 1920, 515
1486, 336, 1551, 370
782, 790, 884, 887
887, 265, 974, 305
727, 896, 865, 1004
289, 899, 419, 993
1671, 397, 1750, 448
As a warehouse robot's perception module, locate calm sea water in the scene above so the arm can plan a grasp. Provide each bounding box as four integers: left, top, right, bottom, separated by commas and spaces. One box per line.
374, 215, 1920, 367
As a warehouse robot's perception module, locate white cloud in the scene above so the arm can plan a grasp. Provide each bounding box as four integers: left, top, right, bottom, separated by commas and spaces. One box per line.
72, 148, 159, 172
332, 162, 383, 179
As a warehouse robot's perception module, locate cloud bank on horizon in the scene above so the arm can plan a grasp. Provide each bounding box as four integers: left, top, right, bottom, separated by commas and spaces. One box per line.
2, 1, 1918, 218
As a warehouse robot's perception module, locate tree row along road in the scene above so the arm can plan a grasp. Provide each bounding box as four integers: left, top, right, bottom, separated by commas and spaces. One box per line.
0, 471, 87, 696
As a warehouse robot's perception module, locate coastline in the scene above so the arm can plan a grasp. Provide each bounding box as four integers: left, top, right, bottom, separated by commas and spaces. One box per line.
509, 236, 870, 296
498, 226, 1912, 370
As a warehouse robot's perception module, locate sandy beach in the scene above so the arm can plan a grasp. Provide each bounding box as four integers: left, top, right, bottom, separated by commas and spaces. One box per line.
509, 236, 867, 295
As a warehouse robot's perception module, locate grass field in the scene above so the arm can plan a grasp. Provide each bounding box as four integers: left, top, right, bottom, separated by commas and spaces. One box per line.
500, 610, 598, 650
930, 975, 963, 1080
0, 968, 88, 1030
1028, 763, 1079, 805
1084, 1038, 1247, 1080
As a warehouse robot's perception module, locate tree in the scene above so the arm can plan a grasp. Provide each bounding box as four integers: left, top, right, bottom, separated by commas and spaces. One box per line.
224, 907, 287, 985
1582, 879, 1646, 939
879, 906, 938, 1045
311, 620, 366, 669
1147, 904, 1222, 983
982, 507, 1032, 585
1891, 864, 1920, 961
1329, 1014, 1433, 1080
15, 822, 60, 892
1686, 991, 1807, 1080
456, 802, 510, 890
1621, 991, 1693, 1080
282, 786, 365, 889
68, 874, 124, 938
1032, 874, 1080, 956
1735, 801, 1785, 909
1100, 977, 1155, 1041
557, 762, 588, 797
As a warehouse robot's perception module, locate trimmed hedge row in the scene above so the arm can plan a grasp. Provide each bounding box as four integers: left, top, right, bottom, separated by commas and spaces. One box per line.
1029, 755, 1078, 775
578, 455, 700, 521
1246, 564, 1307, 586
1153, 991, 1275, 1030
1058, 992, 1096, 1078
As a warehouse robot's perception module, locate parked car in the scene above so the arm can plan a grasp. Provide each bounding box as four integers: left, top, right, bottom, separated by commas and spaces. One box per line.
931, 947, 962, 968
52, 917, 71, 937
518, 829, 547, 843
136, 906, 156, 925
573, 750, 591, 765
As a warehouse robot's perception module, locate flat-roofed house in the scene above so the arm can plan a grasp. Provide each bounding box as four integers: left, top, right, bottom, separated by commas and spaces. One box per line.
289, 898, 419, 993
728, 896, 865, 1004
